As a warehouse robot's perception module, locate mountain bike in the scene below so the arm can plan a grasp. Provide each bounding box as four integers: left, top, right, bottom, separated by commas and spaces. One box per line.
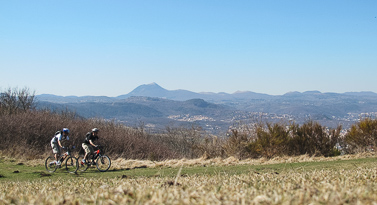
45, 146, 79, 173
78, 145, 111, 172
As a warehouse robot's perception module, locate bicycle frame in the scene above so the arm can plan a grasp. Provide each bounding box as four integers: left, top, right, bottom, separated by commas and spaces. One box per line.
85, 146, 104, 162
78, 146, 111, 172
45, 146, 78, 173
93, 147, 103, 160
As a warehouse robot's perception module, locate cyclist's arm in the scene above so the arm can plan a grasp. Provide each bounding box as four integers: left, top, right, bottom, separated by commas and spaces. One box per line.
58, 140, 64, 148
89, 140, 97, 147
57, 134, 64, 148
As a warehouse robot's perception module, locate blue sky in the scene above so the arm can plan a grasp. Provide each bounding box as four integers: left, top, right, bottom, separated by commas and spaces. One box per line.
1, 1, 376, 96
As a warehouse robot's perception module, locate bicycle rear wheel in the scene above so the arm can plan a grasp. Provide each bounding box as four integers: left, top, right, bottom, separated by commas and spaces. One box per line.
77, 156, 89, 172
45, 156, 58, 173
96, 155, 111, 172
65, 156, 79, 173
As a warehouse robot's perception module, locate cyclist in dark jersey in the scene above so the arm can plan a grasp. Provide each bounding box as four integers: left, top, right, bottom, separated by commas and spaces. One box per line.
81, 128, 99, 164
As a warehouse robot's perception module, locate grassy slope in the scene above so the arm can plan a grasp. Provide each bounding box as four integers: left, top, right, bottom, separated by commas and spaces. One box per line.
1, 155, 376, 182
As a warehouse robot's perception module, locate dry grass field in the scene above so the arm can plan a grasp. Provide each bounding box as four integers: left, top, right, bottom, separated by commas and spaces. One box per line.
1, 154, 377, 204
1, 167, 376, 204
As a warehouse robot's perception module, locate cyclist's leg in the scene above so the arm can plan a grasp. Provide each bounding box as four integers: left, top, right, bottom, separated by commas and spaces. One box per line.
90, 146, 95, 159
51, 142, 60, 162
89, 146, 95, 164
82, 143, 91, 163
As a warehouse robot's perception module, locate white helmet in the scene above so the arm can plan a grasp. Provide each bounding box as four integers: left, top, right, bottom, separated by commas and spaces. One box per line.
92, 128, 99, 132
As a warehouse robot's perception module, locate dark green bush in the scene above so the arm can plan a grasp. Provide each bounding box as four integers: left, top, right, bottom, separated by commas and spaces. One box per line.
289, 121, 341, 157
345, 118, 377, 153
223, 121, 342, 159
245, 123, 290, 159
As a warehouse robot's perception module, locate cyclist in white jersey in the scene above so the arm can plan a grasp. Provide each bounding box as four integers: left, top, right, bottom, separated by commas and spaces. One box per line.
50, 128, 70, 165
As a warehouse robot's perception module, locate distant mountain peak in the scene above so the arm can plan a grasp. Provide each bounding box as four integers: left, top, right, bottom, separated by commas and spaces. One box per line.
116, 83, 169, 99
140, 82, 163, 88
134, 83, 166, 92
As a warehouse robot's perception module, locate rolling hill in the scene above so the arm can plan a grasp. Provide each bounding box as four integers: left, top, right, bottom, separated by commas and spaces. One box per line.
36, 83, 377, 133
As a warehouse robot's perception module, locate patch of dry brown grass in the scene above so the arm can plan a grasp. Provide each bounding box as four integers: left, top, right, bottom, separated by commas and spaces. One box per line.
110, 152, 376, 170
5, 152, 376, 170
1, 165, 376, 204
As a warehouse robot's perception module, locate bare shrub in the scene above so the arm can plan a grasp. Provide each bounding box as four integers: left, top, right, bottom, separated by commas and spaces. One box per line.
90, 120, 180, 160
222, 129, 251, 159
154, 125, 205, 159
0, 109, 85, 158
0, 87, 35, 115
0, 109, 182, 160
192, 134, 226, 159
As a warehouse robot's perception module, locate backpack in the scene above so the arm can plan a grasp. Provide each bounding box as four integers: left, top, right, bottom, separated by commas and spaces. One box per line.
51, 130, 61, 143
54, 130, 69, 141
84, 132, 91, 143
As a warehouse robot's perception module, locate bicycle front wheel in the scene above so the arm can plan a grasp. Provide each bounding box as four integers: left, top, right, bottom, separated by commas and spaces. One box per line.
96, 155, 111, 172
45, 156, 58, 173
65, 156, 78, 173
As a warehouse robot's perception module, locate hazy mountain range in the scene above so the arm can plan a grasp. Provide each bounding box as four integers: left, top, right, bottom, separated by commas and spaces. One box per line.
36, 83, 377, 133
